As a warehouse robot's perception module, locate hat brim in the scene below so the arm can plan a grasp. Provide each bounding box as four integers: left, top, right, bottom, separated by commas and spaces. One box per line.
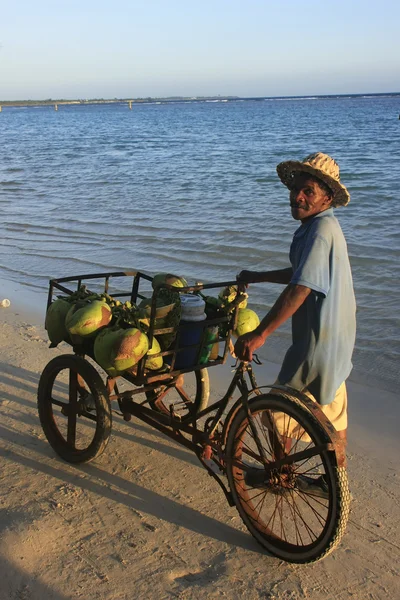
276, 160, 350, 207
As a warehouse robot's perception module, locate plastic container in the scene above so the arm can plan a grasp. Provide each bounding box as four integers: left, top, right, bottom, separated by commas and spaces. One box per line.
200, 325, 219, 363
174, 295, 207, 369
180, 294, 206, 321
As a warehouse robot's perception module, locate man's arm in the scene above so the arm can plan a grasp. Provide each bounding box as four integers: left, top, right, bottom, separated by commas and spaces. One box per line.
234, 283, 311, 361
238, 268, 293, 285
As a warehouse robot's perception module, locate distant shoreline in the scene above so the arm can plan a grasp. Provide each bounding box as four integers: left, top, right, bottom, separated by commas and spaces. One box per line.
1, 91, 399, 107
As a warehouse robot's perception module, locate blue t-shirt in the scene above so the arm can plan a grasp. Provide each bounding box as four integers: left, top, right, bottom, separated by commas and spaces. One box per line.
278, 208, 356, 405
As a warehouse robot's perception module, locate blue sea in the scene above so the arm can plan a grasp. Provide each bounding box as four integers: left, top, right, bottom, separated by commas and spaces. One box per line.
1, 95, 399, 391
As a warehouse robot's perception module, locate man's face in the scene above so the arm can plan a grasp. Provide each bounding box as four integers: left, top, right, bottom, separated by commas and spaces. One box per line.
289, 173, 332, 222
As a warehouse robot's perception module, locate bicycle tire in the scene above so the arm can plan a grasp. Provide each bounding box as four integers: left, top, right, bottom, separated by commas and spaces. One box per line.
145, 368, 210, 418
225, 393, 350, 563
38, 354, 112, 464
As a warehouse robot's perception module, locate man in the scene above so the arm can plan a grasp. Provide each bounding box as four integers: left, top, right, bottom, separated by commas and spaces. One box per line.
234, 152, 356, 495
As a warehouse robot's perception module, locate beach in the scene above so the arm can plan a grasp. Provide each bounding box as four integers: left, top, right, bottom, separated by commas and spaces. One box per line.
1, 282, 399, 600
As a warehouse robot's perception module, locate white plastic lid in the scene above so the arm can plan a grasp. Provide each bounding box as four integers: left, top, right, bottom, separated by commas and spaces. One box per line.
180, 313, 207, 322
180, 294, 206, 321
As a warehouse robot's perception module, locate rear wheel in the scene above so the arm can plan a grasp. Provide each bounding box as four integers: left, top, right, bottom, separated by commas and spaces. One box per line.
225, 393, 350, 563
38, 355, 112, 463
145, 368, 209, 418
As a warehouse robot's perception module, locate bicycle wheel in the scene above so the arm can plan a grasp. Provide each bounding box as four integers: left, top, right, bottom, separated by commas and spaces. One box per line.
225, 393, 350, 563
38, 355, 112, 464
145, 368, 209, 418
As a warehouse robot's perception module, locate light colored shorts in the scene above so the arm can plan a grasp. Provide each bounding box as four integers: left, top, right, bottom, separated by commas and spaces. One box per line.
264, 381, 348, 441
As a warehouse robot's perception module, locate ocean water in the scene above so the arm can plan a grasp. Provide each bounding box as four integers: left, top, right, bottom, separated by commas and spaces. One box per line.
1, 96, 399, 391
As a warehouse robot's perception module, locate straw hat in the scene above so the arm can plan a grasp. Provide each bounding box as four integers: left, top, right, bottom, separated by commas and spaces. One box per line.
276, 152, 350, 207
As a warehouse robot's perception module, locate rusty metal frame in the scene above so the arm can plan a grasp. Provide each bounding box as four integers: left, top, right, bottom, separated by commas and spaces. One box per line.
103, 364, 345, 503
47, 270, 243, 386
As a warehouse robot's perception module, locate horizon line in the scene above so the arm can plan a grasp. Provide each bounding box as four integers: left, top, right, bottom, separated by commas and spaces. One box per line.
1, 91, 399, 104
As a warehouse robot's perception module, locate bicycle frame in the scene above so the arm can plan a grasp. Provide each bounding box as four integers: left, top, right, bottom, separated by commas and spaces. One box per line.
104, 358, 345, 506
104, 361, 259, 505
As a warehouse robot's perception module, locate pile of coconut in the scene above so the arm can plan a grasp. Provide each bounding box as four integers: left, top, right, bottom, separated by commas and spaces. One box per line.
45, 274, 260, 378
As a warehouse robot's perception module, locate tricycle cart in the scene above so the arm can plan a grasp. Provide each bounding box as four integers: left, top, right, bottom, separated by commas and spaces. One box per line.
38, 270, 350, 564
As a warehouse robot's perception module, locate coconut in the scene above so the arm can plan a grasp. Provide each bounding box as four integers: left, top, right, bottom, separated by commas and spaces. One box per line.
139, 297, 176, 319
65, 299, 112, 338
139, 289, 182, 350
93, 328, 123, 377
233, 308, 260, 338
145, 337, 163, 370
94, 326, 149, 374
155, 289, 181, 350
45, 298, 71, 347
152, 273, 188, 290
112, 328, 149, 372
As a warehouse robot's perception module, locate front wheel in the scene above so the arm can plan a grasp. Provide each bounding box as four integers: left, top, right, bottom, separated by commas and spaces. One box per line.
225, 393, 350, 563
38, 355, 112, 464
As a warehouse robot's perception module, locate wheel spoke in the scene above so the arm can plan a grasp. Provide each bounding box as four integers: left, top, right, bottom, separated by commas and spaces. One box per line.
240, 445, 263, 463
67, 369, 78, 446
79, 411, 99, 422
295, 489, 329, 519
285, 491, 305, 547
51, 397, 68, 408
295, 461, 324, 476
289, 494, 319, 542
175, 384, 193, 406
146, 369, 209, 419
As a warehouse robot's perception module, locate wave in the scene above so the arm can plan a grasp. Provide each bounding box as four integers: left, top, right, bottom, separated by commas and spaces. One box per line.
1, 95, 399, 389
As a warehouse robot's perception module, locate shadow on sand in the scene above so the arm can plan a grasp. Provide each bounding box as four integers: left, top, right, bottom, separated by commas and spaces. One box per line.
0, 361, 262, 555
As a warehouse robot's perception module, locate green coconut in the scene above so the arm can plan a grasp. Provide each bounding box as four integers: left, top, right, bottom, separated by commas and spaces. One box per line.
139, 297, 176, 319
145, 337, 163, 370
94, 326, 149, 374
94, 328, 123, 377
154, 288, 182, 350
45, 298, 71, 347
151, 273, 188, 290
65, 299, 112, 338
233, 308, 260, 338
111, 328, 149, 372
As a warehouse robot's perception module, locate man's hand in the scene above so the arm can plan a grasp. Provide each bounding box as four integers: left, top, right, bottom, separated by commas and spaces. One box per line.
234, 331, 265, 362
233, 283, 312, 362
237, 270, 253, 284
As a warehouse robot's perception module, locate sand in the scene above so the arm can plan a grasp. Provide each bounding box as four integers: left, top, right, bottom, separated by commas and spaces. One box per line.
0, 298, 399, 600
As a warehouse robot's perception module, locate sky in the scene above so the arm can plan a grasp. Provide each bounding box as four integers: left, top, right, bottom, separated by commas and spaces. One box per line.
0, 0, 399, 100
